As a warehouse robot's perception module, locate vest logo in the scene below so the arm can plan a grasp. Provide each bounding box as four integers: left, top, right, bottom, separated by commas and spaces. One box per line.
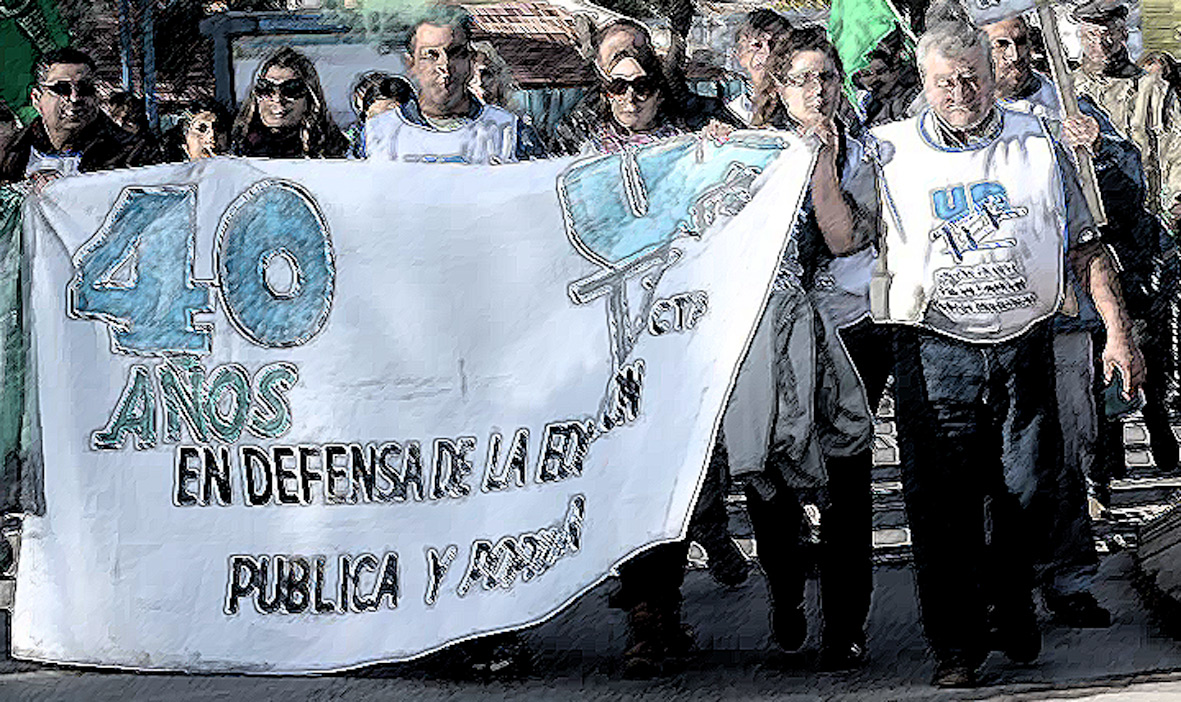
929, 181, 1028, 263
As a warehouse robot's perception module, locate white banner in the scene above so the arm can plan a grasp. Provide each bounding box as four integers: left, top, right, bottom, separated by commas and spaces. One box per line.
12, 132, 812, 673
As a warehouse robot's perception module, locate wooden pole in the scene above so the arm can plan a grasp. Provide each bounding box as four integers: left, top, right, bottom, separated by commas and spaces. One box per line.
1036, 2, 1107, 226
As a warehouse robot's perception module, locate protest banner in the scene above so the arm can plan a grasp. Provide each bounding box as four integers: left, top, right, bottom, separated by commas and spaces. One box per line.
9, 132, 813, 673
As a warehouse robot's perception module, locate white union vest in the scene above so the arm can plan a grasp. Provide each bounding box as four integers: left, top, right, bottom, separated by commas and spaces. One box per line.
364, 103, 519, 165
870, 108, 1066, 342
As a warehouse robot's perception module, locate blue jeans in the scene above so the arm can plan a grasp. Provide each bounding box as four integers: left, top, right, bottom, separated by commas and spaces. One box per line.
891, 323, 1057, 662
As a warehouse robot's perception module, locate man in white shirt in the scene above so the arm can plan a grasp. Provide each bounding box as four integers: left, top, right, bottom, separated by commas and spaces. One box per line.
870, 17, 1143, 687
363, 8, 544, 164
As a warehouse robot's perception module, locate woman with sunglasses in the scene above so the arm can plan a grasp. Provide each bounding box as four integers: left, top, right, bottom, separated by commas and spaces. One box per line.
231, 47, 349, 159
553, 38, 682, 156
744, 25, 882, 670
164, 99, 231, 162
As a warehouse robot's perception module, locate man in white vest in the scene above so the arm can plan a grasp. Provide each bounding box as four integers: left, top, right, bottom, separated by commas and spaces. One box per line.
869, 17, 1144, 688
363, 8, 545, 164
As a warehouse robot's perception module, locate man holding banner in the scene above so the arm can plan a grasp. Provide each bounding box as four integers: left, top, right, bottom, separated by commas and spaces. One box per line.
985, 11, 1170, 629
869, 13, 1143, 687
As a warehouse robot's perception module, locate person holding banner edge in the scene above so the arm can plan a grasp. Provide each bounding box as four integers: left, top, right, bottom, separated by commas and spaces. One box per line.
868, 12, 1144, 687
984, 11, 1169, 630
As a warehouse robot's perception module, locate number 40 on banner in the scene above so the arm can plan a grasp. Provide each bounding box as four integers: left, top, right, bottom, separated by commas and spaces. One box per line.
67, 179, 335, 356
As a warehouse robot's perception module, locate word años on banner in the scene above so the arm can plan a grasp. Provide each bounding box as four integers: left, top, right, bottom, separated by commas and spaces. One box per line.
93, 358, 298, 450
174, 420, 595, 507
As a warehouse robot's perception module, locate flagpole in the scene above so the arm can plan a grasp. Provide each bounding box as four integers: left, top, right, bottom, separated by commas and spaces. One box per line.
1035, 2, 1107, 226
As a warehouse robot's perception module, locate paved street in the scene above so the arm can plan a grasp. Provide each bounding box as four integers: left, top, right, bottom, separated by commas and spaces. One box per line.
4, 416, 1181, 700
2, 549, 1181, 701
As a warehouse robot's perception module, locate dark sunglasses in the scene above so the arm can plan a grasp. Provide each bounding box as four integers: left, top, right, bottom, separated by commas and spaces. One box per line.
604, 76, 657, 100
254, 78, 308, 101
40, 80, 97, 98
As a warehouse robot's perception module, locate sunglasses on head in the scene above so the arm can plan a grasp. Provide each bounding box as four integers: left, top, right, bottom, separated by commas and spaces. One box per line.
40, 80, 97, 98
254, 78, 308, 100
604, 76, 657, 100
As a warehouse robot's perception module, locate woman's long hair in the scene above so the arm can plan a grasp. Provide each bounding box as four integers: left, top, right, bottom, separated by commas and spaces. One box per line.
232, 47, 342, 157
751, 25, 845, 128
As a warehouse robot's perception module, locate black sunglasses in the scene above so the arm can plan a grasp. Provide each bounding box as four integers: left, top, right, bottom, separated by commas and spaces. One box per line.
254, 78, 308, 101
604, 76, 657, 100
40, 80, 97, 98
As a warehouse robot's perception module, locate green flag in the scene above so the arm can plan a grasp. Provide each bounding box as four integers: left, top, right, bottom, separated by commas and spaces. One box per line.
0, 186, 25, 513
0, 0, 70, 122
827, 0, 905, 87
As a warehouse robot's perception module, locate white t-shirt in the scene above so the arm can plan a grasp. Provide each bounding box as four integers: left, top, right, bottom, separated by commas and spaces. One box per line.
364, 103, 520, 165
24, 146, 80, 178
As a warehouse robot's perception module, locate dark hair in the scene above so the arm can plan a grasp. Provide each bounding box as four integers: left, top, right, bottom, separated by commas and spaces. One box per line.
179, 98, 231, 133
232, 47, 342, 158
350, 71, 414, 118
106, 90, 150, 132
33, 47, 97, 84
737, 9, 792, 41
0, 102, 15, 126
405, 6, 474, 55
752, 25, 845, 127
593, 39, 674, 131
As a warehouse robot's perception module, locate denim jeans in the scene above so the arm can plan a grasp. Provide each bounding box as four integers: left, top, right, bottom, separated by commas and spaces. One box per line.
891, 323, 1056, 662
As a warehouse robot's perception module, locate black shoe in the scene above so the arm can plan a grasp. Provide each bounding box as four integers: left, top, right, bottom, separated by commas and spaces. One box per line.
1000, 620, 1041, 664
706, 538, 751, 589
621, 601, 693, 679
463, 633, 532, 680
1045, 591, 1112, 628
819, 640, 867, 671
932, 658, 981, 688
770, 606, 807, 652
989, 604, 1041, 664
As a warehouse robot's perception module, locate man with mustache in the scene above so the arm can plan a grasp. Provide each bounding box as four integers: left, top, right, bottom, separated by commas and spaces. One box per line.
983, 12, 1174, 631
1070, 1, 1181, 221
364, 8, 544, 164
0, 48, 159, 185
869, 16, 1143, 687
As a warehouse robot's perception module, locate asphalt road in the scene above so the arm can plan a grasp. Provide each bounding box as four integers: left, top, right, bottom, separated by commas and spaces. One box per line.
2, 549, 1181, 701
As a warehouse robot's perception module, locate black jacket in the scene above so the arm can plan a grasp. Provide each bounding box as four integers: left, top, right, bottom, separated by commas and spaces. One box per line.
0, 114, 160, 184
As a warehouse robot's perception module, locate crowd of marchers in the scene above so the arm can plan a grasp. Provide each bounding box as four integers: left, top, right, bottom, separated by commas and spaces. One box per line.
2, 0, 1181, 690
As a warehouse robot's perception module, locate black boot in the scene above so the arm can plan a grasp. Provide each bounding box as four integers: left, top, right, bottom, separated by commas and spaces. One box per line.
622, 599, 693, 679
745, 481, 808, 652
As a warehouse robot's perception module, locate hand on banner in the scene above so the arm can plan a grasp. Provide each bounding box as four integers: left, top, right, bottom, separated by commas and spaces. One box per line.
22, 169, 62, 196
1102, 332, 1146, 400
1062, 115, 1100, 154
702, 119, 734, 145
